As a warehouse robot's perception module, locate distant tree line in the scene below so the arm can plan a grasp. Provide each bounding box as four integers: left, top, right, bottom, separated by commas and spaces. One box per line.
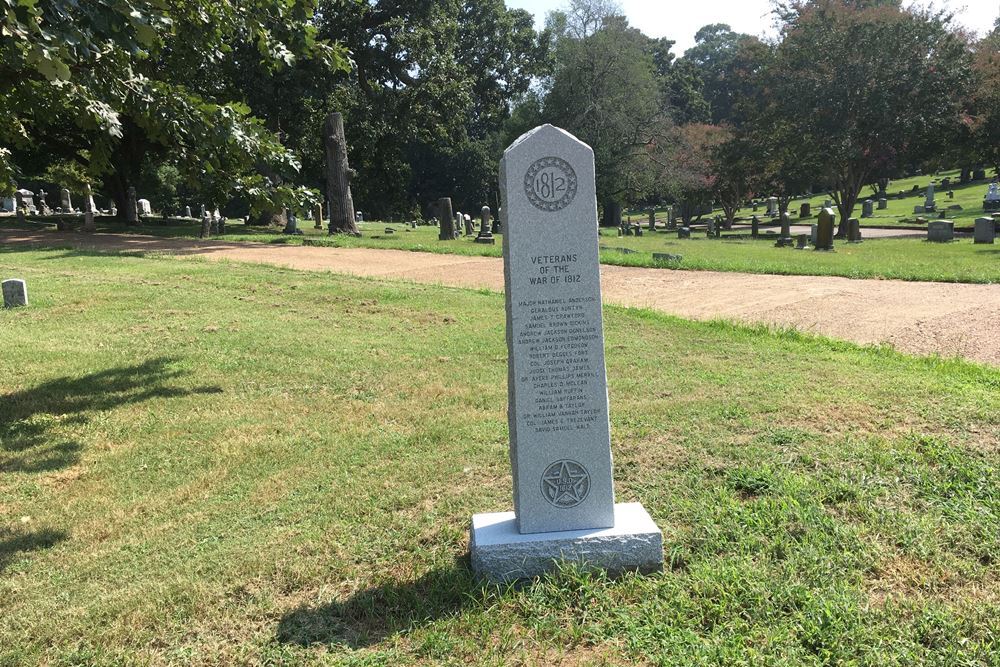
2, 0, 999, 233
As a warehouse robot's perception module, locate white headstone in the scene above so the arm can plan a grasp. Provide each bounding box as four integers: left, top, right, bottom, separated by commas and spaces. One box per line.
138, 199, 152, 216
2, 278, 28, 308
470, 125, 662, 582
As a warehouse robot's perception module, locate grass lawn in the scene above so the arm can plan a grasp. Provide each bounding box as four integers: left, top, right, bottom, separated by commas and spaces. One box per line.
5, 215, 999, 284
625, 168, 1000, 229
2, 247, 998, 665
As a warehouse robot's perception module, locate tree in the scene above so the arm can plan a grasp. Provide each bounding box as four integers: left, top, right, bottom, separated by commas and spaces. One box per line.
682, 25, 770, 126
767, 0, 973, 235
654, 123, 728, 225
543, 8, 665, 219
307, 0, 550, 219
2, 0, 351, 217
969, 25, 1000, 175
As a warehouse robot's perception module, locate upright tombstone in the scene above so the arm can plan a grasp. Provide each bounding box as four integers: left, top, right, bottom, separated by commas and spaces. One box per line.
464, 213, 475, 236
799, 202, 811, 218
138, 199, 152, 216
184, 205, 192, 219
925, 183, 936, 212
927, 220, 954, 242
282, 209, 299, 235
126, 187, 139, 225
200, 214, 211, 238
775, 211, 793, 247
846, 218, 862, 243
973, 217, 995, 244
815, 207, 835, 251
314, 202, 324, 230
435, 198, 453, 240
984, 182, 1000, 212
647, 208, 656, 231
470, 125, 662, 583
751, 215, 760, 238
324, 112, 361, 236
37, 189, 50, 215
83, 184, 96, 233
877, 198, 888, 210
861, 200, 873, 218
2, 279, 28, 308
475, 206, 496, 245
60, 188, 73, 213
767, 196, 778, 216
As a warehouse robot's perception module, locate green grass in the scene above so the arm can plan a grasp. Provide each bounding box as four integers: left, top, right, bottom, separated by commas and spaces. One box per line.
625, 167, 999, 229
2, 247, 998, 665
6, 212, 999, 284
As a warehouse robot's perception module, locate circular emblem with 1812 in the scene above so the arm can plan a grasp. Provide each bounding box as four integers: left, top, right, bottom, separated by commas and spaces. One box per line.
540, 460, 590, 508
524, 157, 577, 212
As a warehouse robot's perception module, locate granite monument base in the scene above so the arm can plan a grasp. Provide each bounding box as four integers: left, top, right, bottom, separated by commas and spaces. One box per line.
470, 503, 662, 583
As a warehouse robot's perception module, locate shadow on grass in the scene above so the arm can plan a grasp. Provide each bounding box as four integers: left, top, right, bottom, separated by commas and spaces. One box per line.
1, 357, 221, 473
0, 528, 68, 574
276, 558, 476, 649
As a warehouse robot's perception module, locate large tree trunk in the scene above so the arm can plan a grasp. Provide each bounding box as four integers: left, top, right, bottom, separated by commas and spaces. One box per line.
324, 112, 360, 236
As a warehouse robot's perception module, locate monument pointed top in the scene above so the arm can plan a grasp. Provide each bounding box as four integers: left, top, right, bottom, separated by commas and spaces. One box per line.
505, 124, 592, 159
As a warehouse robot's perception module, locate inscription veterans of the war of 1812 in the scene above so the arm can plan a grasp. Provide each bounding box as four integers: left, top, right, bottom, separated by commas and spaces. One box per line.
500, 125, 616, 535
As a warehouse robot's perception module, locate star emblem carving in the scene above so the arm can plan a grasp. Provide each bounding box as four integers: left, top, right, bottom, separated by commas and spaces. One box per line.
541, 460, 591, 508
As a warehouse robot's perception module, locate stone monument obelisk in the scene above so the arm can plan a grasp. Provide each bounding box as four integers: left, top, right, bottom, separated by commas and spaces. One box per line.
469, 125, 662, 582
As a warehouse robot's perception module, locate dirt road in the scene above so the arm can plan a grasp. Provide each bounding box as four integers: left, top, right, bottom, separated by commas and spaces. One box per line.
4, 228, 998, 366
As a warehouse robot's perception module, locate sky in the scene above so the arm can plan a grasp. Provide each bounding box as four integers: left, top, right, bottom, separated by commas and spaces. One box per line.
505, 0, 1000, 53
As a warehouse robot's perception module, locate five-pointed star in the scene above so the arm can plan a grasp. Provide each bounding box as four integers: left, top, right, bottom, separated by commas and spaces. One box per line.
542, 462, 588, 505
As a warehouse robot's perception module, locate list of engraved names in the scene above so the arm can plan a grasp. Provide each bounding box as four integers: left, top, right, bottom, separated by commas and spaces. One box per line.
515, 253, 601, 435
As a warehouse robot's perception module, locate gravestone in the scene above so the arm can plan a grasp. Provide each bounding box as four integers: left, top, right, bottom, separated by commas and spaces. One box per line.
83, 185, 96, 233
464, 213, 475, 236
861, 200, 873, 218
126, 187, 139, 225
470, 124, 662, 583
775, 211, 793, 247
652, 253, 683, 263
184, 206, 192, 219
200, 214, 211, 238
795, 234, 809, 250
37, 189, 50, 215
913, 205, 924, 214
809, 224, 818, 245
2, 278, 27, 308
437, 198, 454, 240
314, 203, 324, 230
475, 206, 496, 245
877, 198, 887, 210
846, 218, 862, 243
815, 208, 835, 251
138, 199, 152, 216
927, 220, 954, 242
751, 215, 760, 238
60, 188, 73, 212
199, 204, 206, 219
647, 208, 656, 231
973, 217, 995, 244
706, 217, 716, 237
767, 197, 778, 216
282, 209, 299, 235
924, 183, 936, 212
678, 227, 691, 239
799, 202, 811, 218
634, 224, 642, 237
984, 183, 1000, 212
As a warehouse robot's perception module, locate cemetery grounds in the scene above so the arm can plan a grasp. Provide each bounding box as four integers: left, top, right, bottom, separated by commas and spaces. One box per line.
1, 245, 998, 665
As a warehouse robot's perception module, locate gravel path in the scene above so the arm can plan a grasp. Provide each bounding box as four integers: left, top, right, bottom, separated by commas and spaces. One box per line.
4, 228, 998, 367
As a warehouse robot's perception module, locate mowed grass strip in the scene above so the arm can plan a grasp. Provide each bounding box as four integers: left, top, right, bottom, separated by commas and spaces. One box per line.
0, 247, 998, 666
8, 187, 1000, 285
